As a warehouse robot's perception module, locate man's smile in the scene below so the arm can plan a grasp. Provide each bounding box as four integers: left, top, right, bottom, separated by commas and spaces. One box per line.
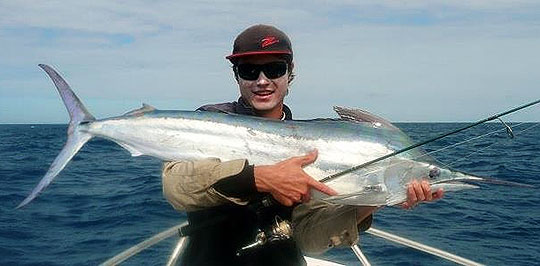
253, 90, 275, 99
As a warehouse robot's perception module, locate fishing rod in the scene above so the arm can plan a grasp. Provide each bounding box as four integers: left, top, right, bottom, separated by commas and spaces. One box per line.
320, 99, 540, 183
360, 122, 538, 179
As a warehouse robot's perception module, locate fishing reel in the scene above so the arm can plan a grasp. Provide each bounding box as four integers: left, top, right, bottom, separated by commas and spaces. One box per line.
236, 216, 293, 256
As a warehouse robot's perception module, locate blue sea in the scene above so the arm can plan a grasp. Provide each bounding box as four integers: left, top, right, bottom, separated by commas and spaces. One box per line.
1, 123, 539, 265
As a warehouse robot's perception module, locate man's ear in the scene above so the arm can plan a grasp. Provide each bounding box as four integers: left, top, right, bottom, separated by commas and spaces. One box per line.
232, 66, 239, 83
288, 62, 295, 84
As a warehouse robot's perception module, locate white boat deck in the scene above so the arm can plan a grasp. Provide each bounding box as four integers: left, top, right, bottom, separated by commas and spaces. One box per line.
305, 256, 344, 266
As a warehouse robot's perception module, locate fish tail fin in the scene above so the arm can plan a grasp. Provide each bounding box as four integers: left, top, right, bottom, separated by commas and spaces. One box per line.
16, 132, 92, 208
16, 65, 95, 209
38, 64, 95, 132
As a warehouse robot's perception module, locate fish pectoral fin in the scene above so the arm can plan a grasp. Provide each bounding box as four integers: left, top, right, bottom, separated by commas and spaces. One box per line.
116, 142, 144, 157
316, 190, 388, 206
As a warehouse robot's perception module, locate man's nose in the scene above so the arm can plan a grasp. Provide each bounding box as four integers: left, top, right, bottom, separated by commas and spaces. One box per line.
256, 72, 271, 86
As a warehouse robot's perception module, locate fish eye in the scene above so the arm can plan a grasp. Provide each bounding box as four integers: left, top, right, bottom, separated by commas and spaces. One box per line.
428, 167, 441, 179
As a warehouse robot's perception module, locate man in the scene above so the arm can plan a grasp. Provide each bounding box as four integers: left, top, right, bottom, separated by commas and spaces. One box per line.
162, 24, 443, 265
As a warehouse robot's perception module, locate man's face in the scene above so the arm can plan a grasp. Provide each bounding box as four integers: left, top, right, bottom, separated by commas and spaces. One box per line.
235, 54, 291, 119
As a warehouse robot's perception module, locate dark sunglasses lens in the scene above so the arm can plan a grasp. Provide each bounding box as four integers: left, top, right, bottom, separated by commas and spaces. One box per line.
263, 62, 287, 79
237, 62, 287, 80
237, 64, 260, 80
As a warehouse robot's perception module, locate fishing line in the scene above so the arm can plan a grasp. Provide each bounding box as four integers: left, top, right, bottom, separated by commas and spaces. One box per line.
446, 122, 539, 168
511, 122, 540, 134
401, 123, 532, 172
322, 125, 516, 181
305, 123, 540, 237
305, 124, 540, 231
415, 122, 529, 168
432, 122, 539, 168
321, 122, 537, 190
320, 99, 540, 184
416, 125, 513, 163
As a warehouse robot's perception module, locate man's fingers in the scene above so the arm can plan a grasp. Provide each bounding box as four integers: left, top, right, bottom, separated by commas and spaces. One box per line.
282, 198, 294, 206
308, 178, 337, 196
403, 180, 444, 210
301, 190, 311, 203
433, 188, 444, 199
296, 149, 318, 167
289, 192, 301, 203
421, 180, 432, 201
407, 183, 417, 206
275, 193, 294, 206
412, 180, 425, 201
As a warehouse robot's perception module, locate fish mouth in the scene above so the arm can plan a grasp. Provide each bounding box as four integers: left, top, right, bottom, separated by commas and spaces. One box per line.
462, 177, 535, 188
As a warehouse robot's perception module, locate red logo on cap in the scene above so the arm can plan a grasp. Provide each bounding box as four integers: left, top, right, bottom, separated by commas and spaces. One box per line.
261, 36, 279, 48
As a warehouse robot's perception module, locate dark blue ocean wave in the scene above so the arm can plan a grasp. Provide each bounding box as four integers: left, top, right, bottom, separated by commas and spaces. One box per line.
1, 123, 539, 265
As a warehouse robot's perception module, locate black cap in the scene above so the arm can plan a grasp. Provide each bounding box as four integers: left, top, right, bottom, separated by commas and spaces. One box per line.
226, 24, 293, 62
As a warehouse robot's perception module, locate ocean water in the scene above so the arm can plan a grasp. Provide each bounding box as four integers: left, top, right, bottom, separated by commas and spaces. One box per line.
1, 123, 539, 265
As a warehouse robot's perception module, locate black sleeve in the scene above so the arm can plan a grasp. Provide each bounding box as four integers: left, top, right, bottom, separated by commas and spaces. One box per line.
212, 163, 258, 198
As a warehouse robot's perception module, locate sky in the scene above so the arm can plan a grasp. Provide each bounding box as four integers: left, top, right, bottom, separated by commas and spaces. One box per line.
1, 1, 539, 123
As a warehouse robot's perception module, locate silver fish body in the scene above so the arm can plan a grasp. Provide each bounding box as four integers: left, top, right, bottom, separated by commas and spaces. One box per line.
84, 109, 464, 204
17, 65, 490, 208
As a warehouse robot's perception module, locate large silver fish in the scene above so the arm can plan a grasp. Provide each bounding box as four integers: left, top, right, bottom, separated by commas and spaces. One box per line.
17, 64, 524, 208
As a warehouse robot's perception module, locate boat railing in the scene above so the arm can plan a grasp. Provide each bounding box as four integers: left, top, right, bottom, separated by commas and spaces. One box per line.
101, 222, 484, 266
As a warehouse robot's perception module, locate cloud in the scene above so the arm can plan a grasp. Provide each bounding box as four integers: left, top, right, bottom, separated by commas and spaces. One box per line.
1, 1, 539, 123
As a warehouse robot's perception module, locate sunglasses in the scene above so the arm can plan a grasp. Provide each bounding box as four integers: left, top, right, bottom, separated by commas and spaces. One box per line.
236, 62, 288, 80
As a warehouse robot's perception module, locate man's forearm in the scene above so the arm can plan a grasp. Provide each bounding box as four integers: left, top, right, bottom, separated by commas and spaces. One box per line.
162, 158, 252, 211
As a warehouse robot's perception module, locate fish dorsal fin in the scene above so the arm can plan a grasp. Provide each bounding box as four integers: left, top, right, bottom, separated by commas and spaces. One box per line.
124, 103, 156, 116
333, 106, 399, 130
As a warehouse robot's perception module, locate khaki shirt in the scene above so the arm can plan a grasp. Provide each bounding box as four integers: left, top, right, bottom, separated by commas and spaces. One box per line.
162, 158, 371, 254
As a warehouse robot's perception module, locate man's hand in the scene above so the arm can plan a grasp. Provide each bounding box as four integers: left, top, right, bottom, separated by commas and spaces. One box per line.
254, 150, 337, 206
401, 179, 444, 209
